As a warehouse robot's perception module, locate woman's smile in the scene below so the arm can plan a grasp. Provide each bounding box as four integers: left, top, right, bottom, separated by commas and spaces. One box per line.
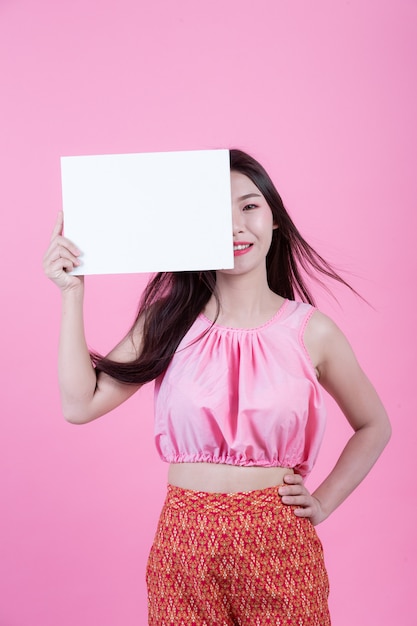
233, 241, 253, 256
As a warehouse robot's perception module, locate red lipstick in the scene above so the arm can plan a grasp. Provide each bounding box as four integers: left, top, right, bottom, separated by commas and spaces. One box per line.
233, 242, 253, 257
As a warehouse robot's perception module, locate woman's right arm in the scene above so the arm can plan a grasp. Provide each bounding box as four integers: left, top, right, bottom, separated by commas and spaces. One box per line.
43, 212, 142, 424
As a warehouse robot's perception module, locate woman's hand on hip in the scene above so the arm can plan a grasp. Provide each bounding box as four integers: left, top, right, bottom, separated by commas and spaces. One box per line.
279, 473, 327, 526
43, 211, 83, 292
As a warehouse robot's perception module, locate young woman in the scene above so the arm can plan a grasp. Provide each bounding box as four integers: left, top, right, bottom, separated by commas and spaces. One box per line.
43, 149, 391, 625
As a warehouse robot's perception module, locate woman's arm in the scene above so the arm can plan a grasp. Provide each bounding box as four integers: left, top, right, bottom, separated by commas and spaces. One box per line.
43, 212, 142, 424
279, 311, 391, 525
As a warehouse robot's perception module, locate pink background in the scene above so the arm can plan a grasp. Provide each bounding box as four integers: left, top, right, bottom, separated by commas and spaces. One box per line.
1, 1, 416, 624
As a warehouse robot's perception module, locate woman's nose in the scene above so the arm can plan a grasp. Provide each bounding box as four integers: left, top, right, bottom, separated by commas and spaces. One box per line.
232, 208, 244, 234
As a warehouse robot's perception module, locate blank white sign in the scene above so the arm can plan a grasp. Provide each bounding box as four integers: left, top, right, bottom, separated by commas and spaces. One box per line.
61, 149, 234, 275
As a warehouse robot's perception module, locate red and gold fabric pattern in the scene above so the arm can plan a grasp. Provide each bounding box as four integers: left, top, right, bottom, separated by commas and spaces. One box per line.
147, 485, 330, 625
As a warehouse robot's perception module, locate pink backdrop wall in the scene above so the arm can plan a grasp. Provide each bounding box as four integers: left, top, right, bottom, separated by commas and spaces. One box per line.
1, 1, 416, 624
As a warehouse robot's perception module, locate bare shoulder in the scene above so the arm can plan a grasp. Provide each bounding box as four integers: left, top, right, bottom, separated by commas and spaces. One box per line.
304, 309, 353, 373
305, 309, 341, 338
304, 308, 390, 436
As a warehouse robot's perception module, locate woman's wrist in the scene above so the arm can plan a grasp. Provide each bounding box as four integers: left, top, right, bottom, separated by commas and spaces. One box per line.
61, 280, 85, 301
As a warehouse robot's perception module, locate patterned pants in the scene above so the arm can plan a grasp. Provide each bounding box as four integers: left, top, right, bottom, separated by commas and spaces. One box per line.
146, 485, 330, 626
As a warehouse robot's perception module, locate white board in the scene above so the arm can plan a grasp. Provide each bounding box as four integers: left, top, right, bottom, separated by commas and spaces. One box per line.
61, 149, 233, 275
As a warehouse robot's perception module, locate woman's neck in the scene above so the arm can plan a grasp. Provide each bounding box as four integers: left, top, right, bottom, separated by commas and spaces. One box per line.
204, 271, 284, 328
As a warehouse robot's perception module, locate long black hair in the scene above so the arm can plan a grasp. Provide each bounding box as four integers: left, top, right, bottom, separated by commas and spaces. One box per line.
231, 149, 353, 302
92, 149, 354, 383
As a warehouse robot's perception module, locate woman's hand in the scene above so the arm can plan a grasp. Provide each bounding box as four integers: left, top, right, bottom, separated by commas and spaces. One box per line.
279, 474, 327, 526
43, 211, 83, 292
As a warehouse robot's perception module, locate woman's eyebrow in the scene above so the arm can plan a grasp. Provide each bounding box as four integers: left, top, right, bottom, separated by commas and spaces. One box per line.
237, 193, 262, 201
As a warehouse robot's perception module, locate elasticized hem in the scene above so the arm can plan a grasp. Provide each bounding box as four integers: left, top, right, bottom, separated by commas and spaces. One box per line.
160, 453, 299, 471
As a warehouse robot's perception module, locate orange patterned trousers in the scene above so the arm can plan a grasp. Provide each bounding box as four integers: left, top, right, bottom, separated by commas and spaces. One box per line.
146, 484, 330, 625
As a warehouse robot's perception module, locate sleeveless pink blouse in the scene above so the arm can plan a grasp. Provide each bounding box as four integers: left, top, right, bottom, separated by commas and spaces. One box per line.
154, 299, 326, 478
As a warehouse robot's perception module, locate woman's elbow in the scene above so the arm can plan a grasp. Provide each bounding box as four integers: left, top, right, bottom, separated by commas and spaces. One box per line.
62, 404, 97, 425
381, 417, 392, 447
370, 410, 392, 452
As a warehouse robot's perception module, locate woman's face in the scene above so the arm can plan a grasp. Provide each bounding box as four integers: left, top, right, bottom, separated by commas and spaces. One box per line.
222, 171, 276, 275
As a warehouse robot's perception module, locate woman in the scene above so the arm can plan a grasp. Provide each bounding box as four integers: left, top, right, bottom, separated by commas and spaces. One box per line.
43, 149, 391, 625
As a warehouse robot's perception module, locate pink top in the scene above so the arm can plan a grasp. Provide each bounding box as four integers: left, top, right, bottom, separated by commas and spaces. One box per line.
154, 299, 326, 478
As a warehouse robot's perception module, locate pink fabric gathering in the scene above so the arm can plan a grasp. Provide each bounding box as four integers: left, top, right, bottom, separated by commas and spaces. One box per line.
154, 299, 326, 479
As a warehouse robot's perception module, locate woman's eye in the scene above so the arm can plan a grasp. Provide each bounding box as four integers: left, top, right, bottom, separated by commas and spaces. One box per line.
243, 204, 257, 211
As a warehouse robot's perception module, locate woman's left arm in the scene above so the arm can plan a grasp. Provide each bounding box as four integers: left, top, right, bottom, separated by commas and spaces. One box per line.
279, 311, 392, 525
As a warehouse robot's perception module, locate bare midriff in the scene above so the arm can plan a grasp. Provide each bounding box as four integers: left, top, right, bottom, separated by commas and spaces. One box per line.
168, 462, 294, 493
